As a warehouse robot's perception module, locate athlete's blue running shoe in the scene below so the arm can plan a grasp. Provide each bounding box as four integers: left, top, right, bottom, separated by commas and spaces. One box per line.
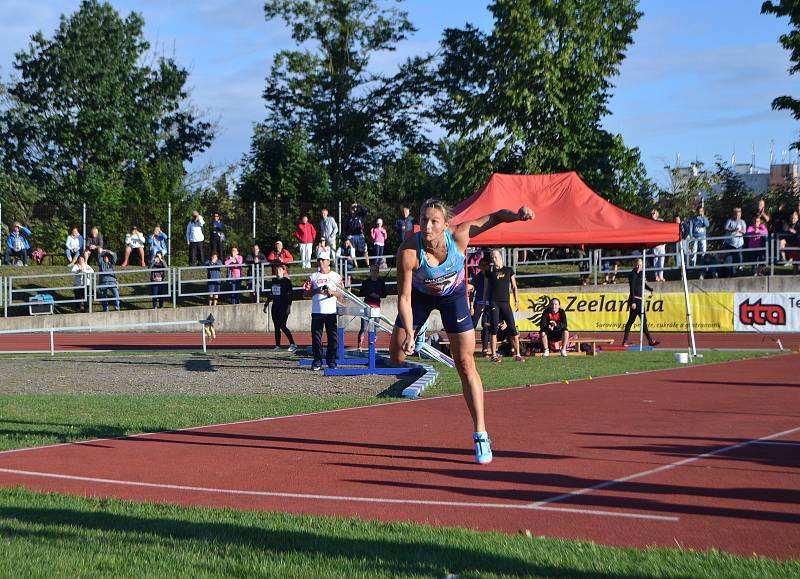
414, 321, 429, 353
473, 431, 493, 464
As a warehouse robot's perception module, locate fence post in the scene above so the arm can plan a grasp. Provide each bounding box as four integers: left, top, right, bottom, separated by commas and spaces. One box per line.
252, 201, 256, 245
167, 202, 172, 266
594, 249, 601, 286
173, 267, 178, 309
87, 272, 93, 313
255, 262, 261, 304
50, 329, 55, 356
769, 234, 775, 277
338, 201, 342, 249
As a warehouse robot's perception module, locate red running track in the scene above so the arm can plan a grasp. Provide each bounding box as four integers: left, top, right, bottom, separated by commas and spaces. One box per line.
0, 331, 798, 352
0, 354, 798, 558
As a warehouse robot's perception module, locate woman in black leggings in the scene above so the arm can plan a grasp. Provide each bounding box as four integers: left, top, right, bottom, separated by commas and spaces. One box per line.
469, 257, 491, 355
264, 266, 297, 351
485, 250, 524, 362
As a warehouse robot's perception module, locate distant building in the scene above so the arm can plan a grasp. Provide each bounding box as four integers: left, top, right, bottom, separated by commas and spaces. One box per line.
671, 161, 798, 200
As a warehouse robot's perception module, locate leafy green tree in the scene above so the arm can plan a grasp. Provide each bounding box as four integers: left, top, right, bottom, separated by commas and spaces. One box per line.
762, 0, 800, 149
657, 162, 717, 222
434, 0, 652, 208
236, 125, 330, 245
262, 0, 429, 198
0, 0, 212, 251
705, 160, 756, 236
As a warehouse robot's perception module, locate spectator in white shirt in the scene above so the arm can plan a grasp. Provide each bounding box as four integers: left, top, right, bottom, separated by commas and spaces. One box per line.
186, 211, 205, 265
70, 255, 94, 313
65, 227, 83, 265
121, 226, 146, 267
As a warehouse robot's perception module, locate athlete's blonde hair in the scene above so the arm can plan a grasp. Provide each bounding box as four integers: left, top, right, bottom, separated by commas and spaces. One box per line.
419, 198, 453, 222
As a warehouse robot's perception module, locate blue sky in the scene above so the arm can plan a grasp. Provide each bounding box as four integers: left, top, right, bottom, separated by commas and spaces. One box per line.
0, 0, 797, 189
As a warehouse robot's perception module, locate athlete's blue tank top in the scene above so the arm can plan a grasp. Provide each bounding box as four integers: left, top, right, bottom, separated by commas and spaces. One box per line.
412, 230, 466, 296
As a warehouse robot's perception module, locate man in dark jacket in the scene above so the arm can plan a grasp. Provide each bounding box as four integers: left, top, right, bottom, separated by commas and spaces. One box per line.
394, 206, 414, 245
210, 212, 225, 260
539, 298, 569, 356
621, 258, 659, 347
97, 249, 120, 312
345, 202, 369, 268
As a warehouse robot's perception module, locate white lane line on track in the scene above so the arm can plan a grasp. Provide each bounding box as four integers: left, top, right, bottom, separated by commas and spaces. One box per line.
529, 425, 800, 508
0, 467, 677, 522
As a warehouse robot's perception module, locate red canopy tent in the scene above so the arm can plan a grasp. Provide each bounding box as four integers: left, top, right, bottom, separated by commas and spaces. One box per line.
451, 172, 679, 248
450, 172, 696, 355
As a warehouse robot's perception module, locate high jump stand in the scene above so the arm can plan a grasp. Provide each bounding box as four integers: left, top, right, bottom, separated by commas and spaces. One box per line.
299, 304, 419, 377
299, 287, 455, 377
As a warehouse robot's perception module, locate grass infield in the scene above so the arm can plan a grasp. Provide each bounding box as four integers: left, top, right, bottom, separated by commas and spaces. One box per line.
0, 350, 794, 577
0, 487, 797, 578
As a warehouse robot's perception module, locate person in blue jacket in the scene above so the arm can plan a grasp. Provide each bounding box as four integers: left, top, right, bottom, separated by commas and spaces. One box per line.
4, 222, 32, 265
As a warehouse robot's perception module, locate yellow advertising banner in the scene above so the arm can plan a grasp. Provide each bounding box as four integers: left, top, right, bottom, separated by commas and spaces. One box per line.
515, 291, 734, 332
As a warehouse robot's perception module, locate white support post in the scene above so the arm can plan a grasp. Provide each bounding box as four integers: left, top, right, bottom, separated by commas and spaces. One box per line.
87, 273, 93, 312
639, 248, 646, 351
167, 202, 172, 266
594, 249, 601, 286
679, 243, 698, 358
201, 323, 207, 353
49, 329, 55, 356
252, 201, 256, 244
82, 203, 86, 244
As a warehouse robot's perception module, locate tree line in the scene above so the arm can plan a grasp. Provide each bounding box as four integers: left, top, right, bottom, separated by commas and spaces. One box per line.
1, 0, 798, 262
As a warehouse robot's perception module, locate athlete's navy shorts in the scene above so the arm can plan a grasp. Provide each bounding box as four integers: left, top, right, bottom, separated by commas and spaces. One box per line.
396, 284, 474, 334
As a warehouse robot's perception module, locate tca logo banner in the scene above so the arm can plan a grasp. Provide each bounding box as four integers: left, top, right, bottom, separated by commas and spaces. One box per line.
738, 299, 786, 326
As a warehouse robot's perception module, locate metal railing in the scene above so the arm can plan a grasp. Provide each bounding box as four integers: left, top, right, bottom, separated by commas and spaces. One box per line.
3, 270, 93, 317
337, 254, 397, 290
91, 267, 173, 309
1, 238, 797, 318
176, 263, 260, 303
0, 318, 215, 355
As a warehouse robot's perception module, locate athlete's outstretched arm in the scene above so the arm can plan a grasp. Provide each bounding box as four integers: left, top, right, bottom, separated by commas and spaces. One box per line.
452, 206, 534, 247
395, 244, 418, 356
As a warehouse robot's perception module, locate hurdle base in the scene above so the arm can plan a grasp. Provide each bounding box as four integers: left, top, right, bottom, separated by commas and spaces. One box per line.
324, 366, 421, 376
299, 356, 366, 366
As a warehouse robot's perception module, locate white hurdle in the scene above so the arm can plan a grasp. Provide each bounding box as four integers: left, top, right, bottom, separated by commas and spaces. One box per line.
0, 317, 216, 356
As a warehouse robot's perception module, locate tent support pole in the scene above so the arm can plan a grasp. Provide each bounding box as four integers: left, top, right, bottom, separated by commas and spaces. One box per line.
639, 248, 646, 351
679, 241, 698, 358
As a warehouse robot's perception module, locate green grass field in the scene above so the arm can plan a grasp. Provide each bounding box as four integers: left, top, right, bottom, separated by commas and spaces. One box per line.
0, 350, 795, 577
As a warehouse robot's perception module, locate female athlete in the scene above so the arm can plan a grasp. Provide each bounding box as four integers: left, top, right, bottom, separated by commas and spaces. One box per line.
390, 199, 534, 464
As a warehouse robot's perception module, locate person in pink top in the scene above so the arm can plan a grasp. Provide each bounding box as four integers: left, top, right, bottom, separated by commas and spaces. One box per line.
746, 216, 768, 276
294, 215, 317, 268
224, 246, 244, 304
371, 218, 388, 268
